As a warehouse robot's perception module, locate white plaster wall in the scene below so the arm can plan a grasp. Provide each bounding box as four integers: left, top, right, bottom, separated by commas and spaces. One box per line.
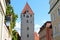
0, 0, 12, 40
0, 0, 6, 14
2, 24, 12, 40
0, 4, 3, 40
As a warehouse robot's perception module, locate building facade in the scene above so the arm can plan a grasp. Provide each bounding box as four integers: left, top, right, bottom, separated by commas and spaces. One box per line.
0, 0, 6, 40
49, 0, 60, 40
38, 21, 52, 40
0, 0, 11, 40
21, 3, 34, 40
34, 32, 39, 40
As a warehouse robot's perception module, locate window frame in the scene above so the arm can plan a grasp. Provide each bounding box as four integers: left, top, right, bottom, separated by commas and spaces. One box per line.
30, 15, 32, 17
58, 8, 60, 15
53, 26, 56, 34
26, 20, 29, 23
27, 27, 29, 30
26, 15, 29, 18
23, 14, 25, 17
51, 14, 56, 21
27, 34, 29, 38
58, 23, 60, 31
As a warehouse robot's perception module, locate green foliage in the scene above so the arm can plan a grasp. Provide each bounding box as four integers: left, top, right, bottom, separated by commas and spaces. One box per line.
6, 4, 18, 29
12, 30, 18, 40
6, 4, 13, 15
6, 4, 18, 40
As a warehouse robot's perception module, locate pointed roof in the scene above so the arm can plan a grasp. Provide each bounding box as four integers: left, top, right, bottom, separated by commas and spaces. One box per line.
22, 2, 34, 14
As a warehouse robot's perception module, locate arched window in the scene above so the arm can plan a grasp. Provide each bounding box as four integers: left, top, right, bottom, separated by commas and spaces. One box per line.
30, 15, 32, 17
58, 9, 60, 15
27, 34, 29, 38
26, 20, 29, 23
26, 15, 29, 18
27, 27, 29, 30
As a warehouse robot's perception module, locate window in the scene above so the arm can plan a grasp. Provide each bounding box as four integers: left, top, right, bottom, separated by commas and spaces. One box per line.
51, 14, 55, 21
23, 14, 25, 17
58, 23, 60, 30
26, 9, 29, 12
27, 20, 29, 23
31, 21, 32, 23
27, 27, 29, 30
58, 9, 60, 15
30, 15, 32, 17
53, 26, 56, 34
26, 15, 29, 18
27, 34, 29, 38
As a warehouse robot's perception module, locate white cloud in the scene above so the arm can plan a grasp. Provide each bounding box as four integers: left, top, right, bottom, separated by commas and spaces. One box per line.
34, 24, 41, 33
14, 22, 21, 35
15, 22, 21, 29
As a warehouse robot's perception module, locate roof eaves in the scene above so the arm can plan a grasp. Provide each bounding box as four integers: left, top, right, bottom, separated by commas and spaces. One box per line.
48, 0, 59, 14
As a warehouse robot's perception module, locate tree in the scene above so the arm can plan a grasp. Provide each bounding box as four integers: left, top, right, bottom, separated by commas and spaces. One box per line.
12, 30, 18, 40
6, 4, 18, 40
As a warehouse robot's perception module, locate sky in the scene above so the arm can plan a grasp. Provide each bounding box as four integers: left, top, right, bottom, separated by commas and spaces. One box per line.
10, 0, 51, 35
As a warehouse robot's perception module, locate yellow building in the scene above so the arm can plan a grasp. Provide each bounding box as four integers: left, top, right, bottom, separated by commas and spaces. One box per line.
49, 0, 60, 40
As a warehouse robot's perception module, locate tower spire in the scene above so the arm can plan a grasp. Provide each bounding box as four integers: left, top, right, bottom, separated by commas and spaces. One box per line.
22, 2, 34, 14
21, 2, 34, 40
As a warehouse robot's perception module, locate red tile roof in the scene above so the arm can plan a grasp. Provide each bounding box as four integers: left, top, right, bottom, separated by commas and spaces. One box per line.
34, 32, 39, 40
22, 2, 33, 14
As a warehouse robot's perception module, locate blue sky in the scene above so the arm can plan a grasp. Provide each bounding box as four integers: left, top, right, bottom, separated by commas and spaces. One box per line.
10, 0, 51, 35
